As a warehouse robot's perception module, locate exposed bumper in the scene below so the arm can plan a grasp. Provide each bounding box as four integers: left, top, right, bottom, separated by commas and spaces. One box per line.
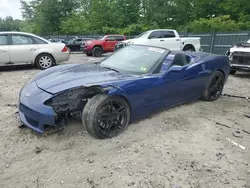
18, 81, 56, 133
230, 64, 250, 72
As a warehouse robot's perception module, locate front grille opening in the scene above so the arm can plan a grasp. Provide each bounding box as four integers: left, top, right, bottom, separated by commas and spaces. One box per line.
25, 116, 39, 128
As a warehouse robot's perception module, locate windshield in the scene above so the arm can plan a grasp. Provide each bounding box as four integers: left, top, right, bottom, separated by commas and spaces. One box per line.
100, 45, 168, 74
97, 36, 105, 40
134, 31, 148, 38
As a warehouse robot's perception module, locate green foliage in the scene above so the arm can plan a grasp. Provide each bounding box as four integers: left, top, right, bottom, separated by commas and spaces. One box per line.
0, 0, 249, 35
180, 15, 247, 33
0, 16, 21, 31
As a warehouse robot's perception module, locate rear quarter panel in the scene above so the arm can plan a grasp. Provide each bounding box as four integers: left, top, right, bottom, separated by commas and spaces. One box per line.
181, 37, 201, 51
205, 54, 230, 82
35, 43, 70, 63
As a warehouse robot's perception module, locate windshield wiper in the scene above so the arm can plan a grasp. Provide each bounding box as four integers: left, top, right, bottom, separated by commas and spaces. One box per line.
101, 66, 120, 73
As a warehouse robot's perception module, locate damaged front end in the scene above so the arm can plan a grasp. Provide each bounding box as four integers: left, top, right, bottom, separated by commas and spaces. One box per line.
231, 51, 250, 72
43, 86, 111, 133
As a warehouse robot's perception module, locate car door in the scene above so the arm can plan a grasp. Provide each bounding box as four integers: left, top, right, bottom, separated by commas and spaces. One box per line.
144, 31, 164, 47
9, 34, 38, 65
142, 53, 205, 112
159, 54, 206, 102
0, 34, 10, 65
103, 36, 117, 52
160, 31, 181, 51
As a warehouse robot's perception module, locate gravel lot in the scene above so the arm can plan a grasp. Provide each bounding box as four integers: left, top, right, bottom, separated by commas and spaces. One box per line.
0, 54, 250, 188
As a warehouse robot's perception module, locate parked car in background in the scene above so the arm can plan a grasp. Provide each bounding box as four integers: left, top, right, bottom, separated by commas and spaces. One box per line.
114, 29, 201, 52
83, 35, 126, 57
66, 37, 92, 52
48, 38, 67, 44
0, 32, 70, 70
226, 39, 250, 74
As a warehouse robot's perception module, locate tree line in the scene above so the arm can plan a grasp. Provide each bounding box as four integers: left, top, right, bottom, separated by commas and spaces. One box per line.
0, 0, 249, 35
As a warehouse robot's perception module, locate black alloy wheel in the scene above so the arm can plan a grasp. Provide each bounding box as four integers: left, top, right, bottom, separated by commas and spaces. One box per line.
82, 94, 130, 139
202, 71, 225, 101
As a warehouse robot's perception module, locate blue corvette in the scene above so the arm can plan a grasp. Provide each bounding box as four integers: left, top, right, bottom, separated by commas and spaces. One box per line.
19, 44, 230, 139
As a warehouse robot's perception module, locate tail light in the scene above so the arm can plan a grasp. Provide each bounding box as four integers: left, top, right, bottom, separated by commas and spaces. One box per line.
61, 46, 68, 52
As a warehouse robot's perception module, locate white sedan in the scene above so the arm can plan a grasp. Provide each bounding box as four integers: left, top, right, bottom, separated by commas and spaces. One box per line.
0, 32, 70, 69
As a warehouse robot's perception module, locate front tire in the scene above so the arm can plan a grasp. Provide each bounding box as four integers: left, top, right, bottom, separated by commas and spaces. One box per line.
82, 94, 130, 139
92, 47, 103, 57
202, 71, 225, 101
35, 54, 54, 70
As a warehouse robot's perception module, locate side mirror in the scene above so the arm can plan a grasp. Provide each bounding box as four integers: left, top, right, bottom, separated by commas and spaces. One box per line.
169, 65, 183, 72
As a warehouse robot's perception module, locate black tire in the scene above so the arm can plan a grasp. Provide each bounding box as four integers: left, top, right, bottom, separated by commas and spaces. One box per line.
35, 54, 55, 70
92, 47, 103, 57
86, 52, 92, 56
183, 45, 195, 52
202, 71, 225, 101
230, 69, 236, 74
82, 94, 130, 139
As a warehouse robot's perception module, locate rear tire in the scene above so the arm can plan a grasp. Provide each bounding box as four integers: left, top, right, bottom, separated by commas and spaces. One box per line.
82, 94, 130, 139
35, 54, 55, 70
202, 71, 225, 101
92, 47, 103, 57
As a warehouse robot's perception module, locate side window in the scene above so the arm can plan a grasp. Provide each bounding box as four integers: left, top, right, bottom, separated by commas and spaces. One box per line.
75, 39, 83, 44
161, 31, 176, 38
148, 31, 162, 39
0, 35, 8, 45
115, 36, 125, 41
33, 37, 48, 44
160, 54, 176, 72
106, 36, 116, 41
171, 53, 191, 67
12, 35, 34, 45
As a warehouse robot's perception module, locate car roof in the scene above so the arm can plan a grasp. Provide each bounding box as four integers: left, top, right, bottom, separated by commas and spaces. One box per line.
0, 31, 38, 36
146, 29, 175, 33
106, 34, 125, 36
0, 31, 50, 43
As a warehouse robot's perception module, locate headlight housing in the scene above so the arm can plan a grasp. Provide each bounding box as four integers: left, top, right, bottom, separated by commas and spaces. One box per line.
86, 41, 92, 45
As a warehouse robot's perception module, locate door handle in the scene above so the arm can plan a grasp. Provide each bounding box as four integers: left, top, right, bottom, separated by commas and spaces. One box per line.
176, 39, 180, 41
30, 48, 37, 51
160, 40, 164, 42
0, 49, 7, 52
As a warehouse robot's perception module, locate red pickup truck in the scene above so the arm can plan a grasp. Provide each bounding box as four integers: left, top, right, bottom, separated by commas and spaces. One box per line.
82, 35, 126, 57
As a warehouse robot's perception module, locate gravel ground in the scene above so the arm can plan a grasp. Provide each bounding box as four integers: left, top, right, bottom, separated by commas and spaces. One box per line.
0, 54, 249, 188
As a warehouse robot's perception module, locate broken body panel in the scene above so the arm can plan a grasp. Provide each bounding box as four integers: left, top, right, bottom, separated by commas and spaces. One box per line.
19, 50, 230, 134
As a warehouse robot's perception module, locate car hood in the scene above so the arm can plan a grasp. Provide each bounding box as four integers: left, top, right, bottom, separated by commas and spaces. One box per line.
86, 39, 103, 44
35, 64, 135, 94
230, 46, 250, 53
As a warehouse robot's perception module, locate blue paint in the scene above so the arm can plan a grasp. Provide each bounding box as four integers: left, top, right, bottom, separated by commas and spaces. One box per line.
18, 45, 230, 133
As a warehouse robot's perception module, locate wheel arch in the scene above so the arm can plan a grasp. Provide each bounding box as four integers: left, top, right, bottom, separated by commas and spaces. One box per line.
93, 45, 103, 50
109, 94, 131, 111
87, 86, 132, 112
215, 69, 226, 78
34, 52, 56, 65
182, 44, 195, 51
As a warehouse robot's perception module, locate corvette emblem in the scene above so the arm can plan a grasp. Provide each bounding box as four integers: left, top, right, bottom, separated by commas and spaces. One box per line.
25, 92, 30, 97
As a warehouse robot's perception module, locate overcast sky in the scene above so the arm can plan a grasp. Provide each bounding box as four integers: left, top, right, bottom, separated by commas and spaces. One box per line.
0, 0, 30, 19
